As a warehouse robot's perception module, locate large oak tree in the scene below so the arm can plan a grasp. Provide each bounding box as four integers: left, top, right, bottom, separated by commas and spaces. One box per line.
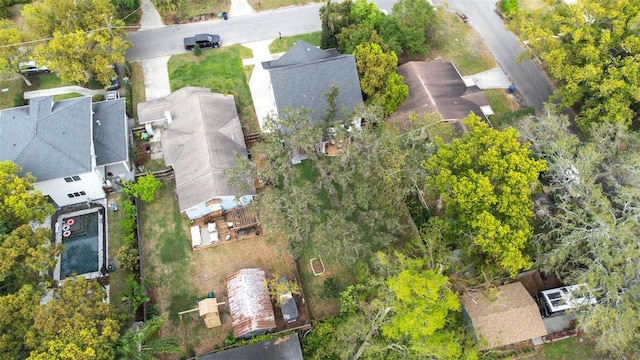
423, 115, 546, 276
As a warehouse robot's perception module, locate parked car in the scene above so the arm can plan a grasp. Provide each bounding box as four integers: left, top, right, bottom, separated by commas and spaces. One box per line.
105, 91, 120, 101
105, 64, 120, 90
535, 284, 597, 318
277, 276, 299, 324
19, 61, 50, 76
183, 34, 222, 50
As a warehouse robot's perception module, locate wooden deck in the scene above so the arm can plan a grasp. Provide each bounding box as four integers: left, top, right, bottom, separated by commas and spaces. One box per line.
189, 206, 261, 250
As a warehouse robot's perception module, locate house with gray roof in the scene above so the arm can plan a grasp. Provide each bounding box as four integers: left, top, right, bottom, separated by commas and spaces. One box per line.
137, 87, 256, 220
197, 333, 303, 360
262, 40, 363, 126
0, 96, 129, 208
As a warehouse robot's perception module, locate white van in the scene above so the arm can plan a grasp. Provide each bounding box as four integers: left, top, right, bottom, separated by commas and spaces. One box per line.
537, 284, 597, 317
19, 61, 50, 76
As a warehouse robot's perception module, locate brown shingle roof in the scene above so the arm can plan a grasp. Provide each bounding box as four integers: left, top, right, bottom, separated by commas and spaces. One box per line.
461, 282, 547, 349
225, 268, 276, 339
391, 61, 489, 130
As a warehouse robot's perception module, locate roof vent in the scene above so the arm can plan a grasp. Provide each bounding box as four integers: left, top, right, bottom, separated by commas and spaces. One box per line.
165, 110, 173, 124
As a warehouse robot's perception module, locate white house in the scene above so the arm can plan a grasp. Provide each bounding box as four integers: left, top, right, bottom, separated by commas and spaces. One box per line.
137, 87, 256, 220
0, 96, 130, 208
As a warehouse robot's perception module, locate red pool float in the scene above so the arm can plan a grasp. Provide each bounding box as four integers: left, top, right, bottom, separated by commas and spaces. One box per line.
66, 218, 75, 226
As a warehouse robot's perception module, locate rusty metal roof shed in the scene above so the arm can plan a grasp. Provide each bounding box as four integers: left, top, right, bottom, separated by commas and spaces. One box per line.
225, 268, 276, 339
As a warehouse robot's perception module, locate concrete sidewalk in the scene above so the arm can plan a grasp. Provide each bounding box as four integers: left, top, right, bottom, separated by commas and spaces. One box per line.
24, 86, 105, 100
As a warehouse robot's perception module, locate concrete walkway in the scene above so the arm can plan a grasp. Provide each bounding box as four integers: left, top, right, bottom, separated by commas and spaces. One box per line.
230, 0, 256, 17
139, 0, 165, 30
243, 40, 280, 130
24, 86, 105, 100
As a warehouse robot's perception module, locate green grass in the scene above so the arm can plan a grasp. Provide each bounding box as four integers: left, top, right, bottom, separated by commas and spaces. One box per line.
168, 45, 258, 132
26, 73, 73, 90
129, 61, 146, 122
139, 180, 199, 322
238, 45, 254, 59
269, 32, 322, 53
247, 0, 321, 11
428, 11, 496, 75
530, 338, 599, 360
106, 193, 135, 320
0, 78, 25, 110
53, 92, 83, 101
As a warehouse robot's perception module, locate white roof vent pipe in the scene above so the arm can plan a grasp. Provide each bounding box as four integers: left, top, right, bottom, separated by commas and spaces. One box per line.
164, 110, 173, 124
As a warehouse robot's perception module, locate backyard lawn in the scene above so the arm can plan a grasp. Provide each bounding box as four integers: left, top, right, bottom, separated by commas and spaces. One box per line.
139, 179, 298, 356
106, 193, 135, 320
168, 45, 258, 133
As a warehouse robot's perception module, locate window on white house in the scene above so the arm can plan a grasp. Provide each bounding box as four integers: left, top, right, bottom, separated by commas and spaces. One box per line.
64, 176, 82, 183
66, 191, 87, 198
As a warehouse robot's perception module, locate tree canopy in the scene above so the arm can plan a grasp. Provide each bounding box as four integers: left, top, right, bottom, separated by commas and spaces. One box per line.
0, 20, 22, 76
22, 0, 130, 85
0, 161, 54, 234
303, 252, 478, 359
518, 0, 640, 130
517, 111, 640, 356
230, 104, 431, 264
423, 115, 546, 276
25, 277, 120, 360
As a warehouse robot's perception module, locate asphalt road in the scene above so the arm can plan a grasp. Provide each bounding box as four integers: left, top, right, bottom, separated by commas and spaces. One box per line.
126, 4, 324, 61
438, 0, 554, 113
126, 0, 554, 112
126, 0, 398, 61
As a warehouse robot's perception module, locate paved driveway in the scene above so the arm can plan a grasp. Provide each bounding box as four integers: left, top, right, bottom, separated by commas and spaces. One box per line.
438, 0, 555, 113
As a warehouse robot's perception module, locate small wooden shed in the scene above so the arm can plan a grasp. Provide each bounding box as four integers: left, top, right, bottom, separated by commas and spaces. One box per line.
461, 282, 547, 349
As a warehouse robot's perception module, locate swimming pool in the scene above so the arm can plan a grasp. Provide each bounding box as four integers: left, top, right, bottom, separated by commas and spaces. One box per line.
54, 207, 106, 281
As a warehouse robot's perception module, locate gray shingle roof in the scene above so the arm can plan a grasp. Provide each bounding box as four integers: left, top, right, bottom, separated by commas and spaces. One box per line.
0, 96, 92, 181
393, 61, 489, 125
262, 40, 363, 124
197, 334, 303, 360
140, 87, 255, 212
92, 98, 128, 166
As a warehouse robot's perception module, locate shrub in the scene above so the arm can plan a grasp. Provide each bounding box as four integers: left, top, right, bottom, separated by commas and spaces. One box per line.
117, 244, 140, 272
193, 43, 202, 56
322, 278, 341, 298
126, 174, 162, 202
499, 0, 519, 19
13, 93, 26, 107
120, 216, 137, 234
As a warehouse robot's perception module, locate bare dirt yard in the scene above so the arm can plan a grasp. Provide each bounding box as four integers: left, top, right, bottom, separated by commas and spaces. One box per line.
139, 179, 302, 357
